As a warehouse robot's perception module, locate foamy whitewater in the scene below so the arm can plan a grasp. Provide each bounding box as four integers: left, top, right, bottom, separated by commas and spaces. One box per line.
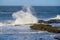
0, 6, 38, 26
12, 6, 38, 25
0, 6, 59, 40
48, 15, 60, 27
49, 15, 60, 19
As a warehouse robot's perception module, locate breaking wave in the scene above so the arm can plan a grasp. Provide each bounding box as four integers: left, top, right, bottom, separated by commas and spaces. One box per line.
49, 15, 60, 19
12, 6, 38, 25
0, 6, 38, 26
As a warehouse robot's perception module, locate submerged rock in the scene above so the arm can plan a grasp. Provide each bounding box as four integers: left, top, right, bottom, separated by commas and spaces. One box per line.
30, 24, 60, 33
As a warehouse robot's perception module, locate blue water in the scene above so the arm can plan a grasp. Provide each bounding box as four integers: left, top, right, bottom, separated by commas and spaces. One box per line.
0, 34, 55, 40
0, 6, 60, 40
0, 6, 60, 21
0, 25, 56, 40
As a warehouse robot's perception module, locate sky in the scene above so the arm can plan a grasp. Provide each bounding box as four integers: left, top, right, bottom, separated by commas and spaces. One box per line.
0, 0, 60, 6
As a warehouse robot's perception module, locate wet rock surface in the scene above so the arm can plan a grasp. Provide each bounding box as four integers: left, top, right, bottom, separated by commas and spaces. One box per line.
30, 24, 60, 33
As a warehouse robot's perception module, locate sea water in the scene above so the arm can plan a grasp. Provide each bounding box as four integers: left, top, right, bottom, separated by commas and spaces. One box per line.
0, 6, 60, 40
0, 25, 55, 40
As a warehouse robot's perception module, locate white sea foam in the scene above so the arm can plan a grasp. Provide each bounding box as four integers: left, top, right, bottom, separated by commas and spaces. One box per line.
12, 6, 38, 25
0, 6, 38, 27
0, 23, 4, 26
49, 15, 60, 19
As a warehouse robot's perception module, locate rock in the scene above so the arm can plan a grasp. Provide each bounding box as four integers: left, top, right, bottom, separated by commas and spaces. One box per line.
30, 24, 60, 33
38, 20, 46, 23
48, 19, 60, 23
38, 20, 52, 24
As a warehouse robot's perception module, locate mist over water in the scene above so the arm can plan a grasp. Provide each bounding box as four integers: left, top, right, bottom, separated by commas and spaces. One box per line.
12, 6, 38, 25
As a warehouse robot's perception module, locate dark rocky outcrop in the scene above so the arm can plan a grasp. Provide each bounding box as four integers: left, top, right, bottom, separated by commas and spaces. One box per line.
48, 19, 60, 23
30, 24, 60, 33
38, 20, 53, 24
38, 19, 60, 24
38, 20, 46, 23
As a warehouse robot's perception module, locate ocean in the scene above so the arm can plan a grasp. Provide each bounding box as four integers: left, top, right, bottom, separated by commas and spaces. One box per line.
0, 6, 60, 40
0, 6, 60, 21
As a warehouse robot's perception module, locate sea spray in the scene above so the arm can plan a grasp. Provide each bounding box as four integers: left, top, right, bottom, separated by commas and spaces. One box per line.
49, 15, 60, 19
48, 15, 60, 27
12, 6, 38, 25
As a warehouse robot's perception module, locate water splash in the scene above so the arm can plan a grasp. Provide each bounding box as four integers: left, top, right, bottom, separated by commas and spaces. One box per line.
12, 6, 38, 25
49, 15, 60, 20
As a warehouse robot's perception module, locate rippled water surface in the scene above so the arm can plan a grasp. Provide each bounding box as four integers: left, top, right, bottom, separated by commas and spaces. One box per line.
0, 25, 57, 40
